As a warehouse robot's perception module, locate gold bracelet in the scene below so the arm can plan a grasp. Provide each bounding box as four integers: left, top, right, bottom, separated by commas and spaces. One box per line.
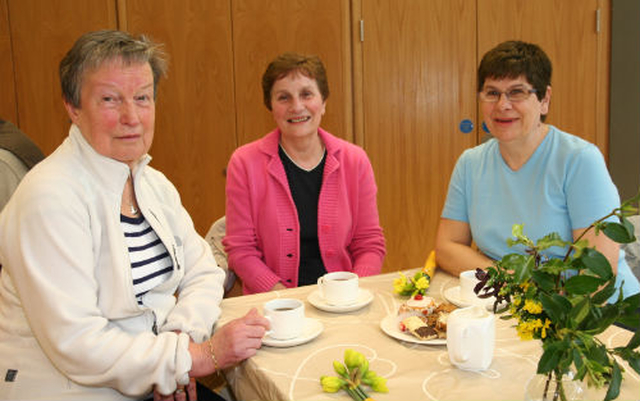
208, 337, 219, 373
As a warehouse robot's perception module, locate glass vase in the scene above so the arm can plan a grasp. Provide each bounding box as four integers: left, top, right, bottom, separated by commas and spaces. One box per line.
524, 370, 585, 401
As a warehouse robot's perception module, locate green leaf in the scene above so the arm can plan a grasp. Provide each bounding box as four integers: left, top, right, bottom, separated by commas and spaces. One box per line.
568, 297, 590, 327
539, 293, 571, 323
579, 248, 613, 280
536, 232, 570, 251
531, 270, 556, 292
602, 222, 636, 244
604, 361, 622, 401
623, 351, 640, 375
537, 342, 565, 373
591, 279, 618, 305
627, 330, 640, 350
565, 275, 605, 295
514, 255, 535, 282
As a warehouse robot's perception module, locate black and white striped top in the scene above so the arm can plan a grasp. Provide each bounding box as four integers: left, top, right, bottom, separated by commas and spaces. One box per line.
121, 214, 173, 304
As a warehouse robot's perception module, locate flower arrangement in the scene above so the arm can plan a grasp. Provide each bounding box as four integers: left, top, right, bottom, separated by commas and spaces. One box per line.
475, 194, 640, 401
320, 349, 388, 401
393, 250, 436, 296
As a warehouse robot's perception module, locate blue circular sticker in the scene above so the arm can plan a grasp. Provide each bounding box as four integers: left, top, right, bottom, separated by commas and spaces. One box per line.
459, 119, 474, 134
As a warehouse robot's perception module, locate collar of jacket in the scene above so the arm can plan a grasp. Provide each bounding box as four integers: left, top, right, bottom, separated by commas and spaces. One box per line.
259, 127, 341, 184
67, 124, 152, 196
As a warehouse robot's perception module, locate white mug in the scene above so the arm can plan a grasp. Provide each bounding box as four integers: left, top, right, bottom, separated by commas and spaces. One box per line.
459, 270, 482, 304
317, 271, 359, 306
263, 298, 305, 340
447, 305, 495, 371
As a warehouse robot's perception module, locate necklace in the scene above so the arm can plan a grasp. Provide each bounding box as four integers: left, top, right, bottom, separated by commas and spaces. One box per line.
130, 203, 139, 215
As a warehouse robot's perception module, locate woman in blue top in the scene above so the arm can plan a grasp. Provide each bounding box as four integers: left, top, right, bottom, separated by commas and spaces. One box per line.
435, 40, 640, 302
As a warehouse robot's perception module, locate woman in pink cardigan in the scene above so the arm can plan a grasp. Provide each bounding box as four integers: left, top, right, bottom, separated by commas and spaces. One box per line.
224, 53, 386, 294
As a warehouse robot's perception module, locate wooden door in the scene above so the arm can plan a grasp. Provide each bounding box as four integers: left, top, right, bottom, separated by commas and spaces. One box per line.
358, 0, 478, 271
477, 0, 611, 156
124, 0, 236, 235
232, 0, 352, 146
0, 0, 17, 122
7, 0, 117, 153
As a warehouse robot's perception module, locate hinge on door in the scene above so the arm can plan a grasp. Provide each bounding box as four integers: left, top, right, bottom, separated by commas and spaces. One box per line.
596, 8, 601, 33
359, 20, 364, 42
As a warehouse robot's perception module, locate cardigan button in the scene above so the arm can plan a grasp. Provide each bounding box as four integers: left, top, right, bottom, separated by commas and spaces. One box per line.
286, 228, 293, 232
321, 225, 330, 233
326, 250, 335, 257
286, 253, 293, 258
286, 279, 292, 283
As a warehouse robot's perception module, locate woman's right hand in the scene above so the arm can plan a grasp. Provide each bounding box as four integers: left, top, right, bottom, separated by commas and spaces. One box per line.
189, 308, 269, 377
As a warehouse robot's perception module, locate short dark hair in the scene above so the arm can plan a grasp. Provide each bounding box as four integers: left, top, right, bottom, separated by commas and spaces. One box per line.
261, 52, 329, 111
59, 30, 168, 108
477, 40, 552, 103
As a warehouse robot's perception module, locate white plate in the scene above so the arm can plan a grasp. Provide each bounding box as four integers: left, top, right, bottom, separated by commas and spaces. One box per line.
379, 314, 446, 345
307, 288, 374, 313
262, 318, 324, 348
444, 286, 504, 311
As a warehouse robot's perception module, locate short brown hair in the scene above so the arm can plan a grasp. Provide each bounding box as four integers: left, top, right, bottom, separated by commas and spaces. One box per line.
477, 40, 551, 103
261, 52, 329, 110
59, 30, 168, 108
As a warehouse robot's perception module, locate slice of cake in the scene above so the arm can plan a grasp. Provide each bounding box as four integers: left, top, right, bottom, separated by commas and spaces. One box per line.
398, 294, 436, 316
401, 315, 438, 341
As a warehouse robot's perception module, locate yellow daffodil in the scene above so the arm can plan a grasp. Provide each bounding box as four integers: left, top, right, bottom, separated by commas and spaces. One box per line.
393, 273, 408, 293
414, 276, 430, 291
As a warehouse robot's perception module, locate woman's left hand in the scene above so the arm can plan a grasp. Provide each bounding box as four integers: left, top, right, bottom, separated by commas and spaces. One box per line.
153, 377, 197, 401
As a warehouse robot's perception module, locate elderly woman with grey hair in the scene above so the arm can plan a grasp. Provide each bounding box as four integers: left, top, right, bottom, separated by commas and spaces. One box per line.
0, 30, 268, 401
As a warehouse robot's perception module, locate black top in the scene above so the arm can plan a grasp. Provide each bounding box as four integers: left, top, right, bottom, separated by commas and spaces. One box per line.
279, 145, 327, 286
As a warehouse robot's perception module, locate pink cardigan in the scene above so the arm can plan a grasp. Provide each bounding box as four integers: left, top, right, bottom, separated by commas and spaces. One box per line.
223, 128, 386, 294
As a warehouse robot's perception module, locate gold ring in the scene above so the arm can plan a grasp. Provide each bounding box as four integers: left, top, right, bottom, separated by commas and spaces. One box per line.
175, 388, 185, 394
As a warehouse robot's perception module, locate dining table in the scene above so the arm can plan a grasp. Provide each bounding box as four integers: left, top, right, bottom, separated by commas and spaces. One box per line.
213, 269, 640, 401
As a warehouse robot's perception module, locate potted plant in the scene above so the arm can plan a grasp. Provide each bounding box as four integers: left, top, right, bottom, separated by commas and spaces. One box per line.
475, 193, 640, 401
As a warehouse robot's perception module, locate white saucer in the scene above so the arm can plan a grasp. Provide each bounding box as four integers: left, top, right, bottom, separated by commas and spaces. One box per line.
380, 315, 446, 345
262, 318, 323, 348
307, 288, 374, 313
444, 286, 504, 311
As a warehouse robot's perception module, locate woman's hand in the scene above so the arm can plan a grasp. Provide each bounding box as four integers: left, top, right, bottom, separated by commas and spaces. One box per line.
153, 377, 197, 401
189, 308, 269, 377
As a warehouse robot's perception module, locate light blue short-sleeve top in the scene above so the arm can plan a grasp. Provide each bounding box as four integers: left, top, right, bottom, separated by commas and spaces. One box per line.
442, 125, 640, 302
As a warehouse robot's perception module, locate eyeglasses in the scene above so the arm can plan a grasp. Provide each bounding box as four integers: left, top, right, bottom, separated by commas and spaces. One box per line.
478, 87, 538, 103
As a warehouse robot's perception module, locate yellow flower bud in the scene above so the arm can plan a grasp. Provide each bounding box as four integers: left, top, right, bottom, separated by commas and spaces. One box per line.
333, 360, 348, 377
320, 375, 345, 393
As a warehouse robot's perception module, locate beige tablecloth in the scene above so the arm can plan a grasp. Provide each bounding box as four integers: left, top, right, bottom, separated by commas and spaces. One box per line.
215, 270, 640, 401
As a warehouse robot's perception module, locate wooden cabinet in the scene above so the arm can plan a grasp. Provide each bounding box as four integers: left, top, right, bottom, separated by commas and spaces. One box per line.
124, 0, 352, 234
356, 0, 478, 271
1, 0, 611, 271
123, 0, 237, 235
477, 0, 610, 155
231, 0, 352, 146
0, 0, 17, 122
5, 0, 117, 153
355, 0, 610, 271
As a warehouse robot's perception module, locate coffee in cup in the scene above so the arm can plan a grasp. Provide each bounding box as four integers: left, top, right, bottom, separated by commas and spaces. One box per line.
263, 298, 305, 340
317, 271, 359, 306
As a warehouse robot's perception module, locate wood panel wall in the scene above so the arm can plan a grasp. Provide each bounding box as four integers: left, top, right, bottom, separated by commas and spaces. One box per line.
6, 0, 117, 154
0, 0, 17, 122
122, 0, 237, 234
1, 0, 611, 273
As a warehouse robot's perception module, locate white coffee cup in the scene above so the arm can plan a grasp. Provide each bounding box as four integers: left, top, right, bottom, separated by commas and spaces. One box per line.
459, 270, 482, 304
317, 271, 359, 306
447, 305, 495, 371
263, 298, 305, 340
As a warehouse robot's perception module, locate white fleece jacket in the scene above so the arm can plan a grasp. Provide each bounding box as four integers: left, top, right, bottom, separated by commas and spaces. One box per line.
0, 125, 225, 400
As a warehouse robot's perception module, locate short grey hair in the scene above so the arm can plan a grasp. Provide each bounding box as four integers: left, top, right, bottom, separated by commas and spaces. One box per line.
59, 30, 168, 108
